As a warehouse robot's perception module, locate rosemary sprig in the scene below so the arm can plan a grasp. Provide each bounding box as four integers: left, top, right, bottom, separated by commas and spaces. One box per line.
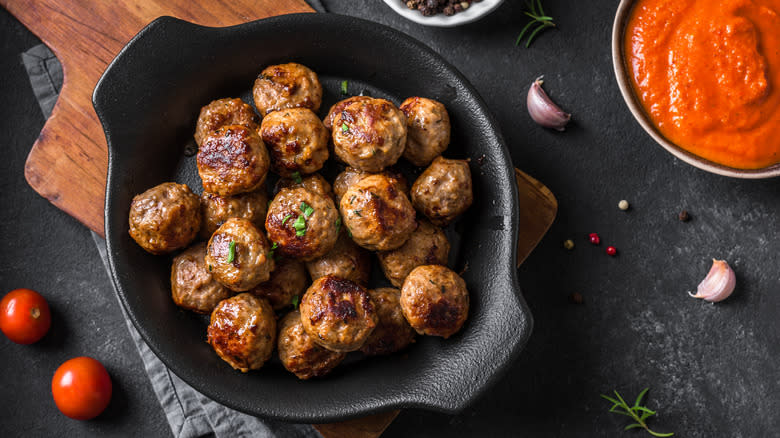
601, 388, 673, 437
515, 0, 556, 48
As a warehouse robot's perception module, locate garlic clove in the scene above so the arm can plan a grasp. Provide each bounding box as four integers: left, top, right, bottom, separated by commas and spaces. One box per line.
527, 77, 571, 131
688, 259, 736, 303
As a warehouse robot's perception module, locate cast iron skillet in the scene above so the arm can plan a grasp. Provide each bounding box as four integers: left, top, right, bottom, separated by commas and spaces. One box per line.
95, 13, 532, 422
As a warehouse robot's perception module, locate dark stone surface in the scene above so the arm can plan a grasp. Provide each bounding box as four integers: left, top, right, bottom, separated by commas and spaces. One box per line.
1, 1, 778, 436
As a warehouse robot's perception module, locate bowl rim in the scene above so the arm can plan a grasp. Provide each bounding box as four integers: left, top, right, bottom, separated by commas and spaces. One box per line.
611, 0, 780, 179
381, 0, 505, 27
94, 13, 533, 422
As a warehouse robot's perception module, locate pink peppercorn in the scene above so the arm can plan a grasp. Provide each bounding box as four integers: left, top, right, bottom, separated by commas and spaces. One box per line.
589, 233, 600, 245
606, 246, 617, 256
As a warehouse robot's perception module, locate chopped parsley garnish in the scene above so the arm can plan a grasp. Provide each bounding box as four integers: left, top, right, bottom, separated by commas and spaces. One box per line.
301, 202, 314, 218
353, 209, 362, 217
293, 215, 307, 236
349, 195, 356, 204
347, 227, 353, 238
269, 242, 278, 259
226, 241, 236, 263
335, 217, 342, 232
208, 264, 213, 272
341, 122, 349, 133
291, 295, 300, 309
281, 214, 293, 226
291, 171, 302, 184
341, 80, 348, 95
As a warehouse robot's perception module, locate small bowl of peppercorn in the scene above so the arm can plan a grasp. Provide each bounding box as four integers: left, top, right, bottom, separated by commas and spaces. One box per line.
383, 0, 505, 27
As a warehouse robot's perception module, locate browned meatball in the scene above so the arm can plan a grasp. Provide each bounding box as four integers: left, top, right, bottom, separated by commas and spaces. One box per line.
305, 231, 371, 285
197, 125, 271, 196
205, 218, 275, 292
399, 97, 451, 166
332, 98, 407, 172
332, 166, 409, 203
128, 182, 200, 255
260, 108, 329, 176
207, 293, 276, 372
275, 173, 334, 200
277, 310, 346, 380
322, 96, 372, 131
377, 220, 450, 287
340, 174, 416, 251
410, 156, 473, 226
251, 257, 308, 311
400, 265, 469, 338
360, 288, 416, 356
194, 98, 259, 148
299, 275, 377, 352
170, 243, 233, 314
265, 188, 340, 261
200, 190, 268, 240
252, 63, 322, 117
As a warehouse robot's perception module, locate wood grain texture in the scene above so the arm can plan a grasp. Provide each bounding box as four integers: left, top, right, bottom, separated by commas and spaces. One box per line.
1, 0, 313, 237
3, 2, 556, 437
515, 168, 558, 266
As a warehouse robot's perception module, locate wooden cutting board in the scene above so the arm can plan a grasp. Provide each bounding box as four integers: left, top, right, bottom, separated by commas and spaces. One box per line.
2, 0, 557, 436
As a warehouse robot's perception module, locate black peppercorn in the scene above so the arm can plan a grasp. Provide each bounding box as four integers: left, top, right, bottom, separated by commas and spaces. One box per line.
678, 210, 690, 222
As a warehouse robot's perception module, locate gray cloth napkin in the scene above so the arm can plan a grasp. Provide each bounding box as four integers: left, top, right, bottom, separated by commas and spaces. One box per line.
21, 3, 328, 436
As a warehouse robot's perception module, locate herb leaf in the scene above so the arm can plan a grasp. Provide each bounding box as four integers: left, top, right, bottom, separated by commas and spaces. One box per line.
341, 122, 349, 133
291, 171, 302, 184
301, 202, 314, 218
516, 0, 556, 48
601, 388, 673, 437
291, 295, 300, 309
341, 80, 348, 95
269, 241, 278, 259
282, 214, 293, 226
335, 217, 342, 233
226, 241, 236, 263
293, 215, 307, 236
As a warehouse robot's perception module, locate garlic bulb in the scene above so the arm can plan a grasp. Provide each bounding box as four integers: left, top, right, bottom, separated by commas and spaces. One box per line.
689, 259, 736, 303
527, 77, 571, 131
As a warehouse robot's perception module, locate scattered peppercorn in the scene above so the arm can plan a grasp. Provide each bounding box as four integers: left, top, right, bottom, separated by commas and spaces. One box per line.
606, 246, 617, 256
618, 200, 629, 211
569, 292, 584, 304
476, 154, 486, 166
563, 239, 575, 250
678, 210, 690, 222
589, 233, 600, 245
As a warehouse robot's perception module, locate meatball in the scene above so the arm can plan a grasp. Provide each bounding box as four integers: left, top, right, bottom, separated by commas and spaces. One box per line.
252, 63, 322, 117
278, 310, 346, 380
194, 98, 259, 148
128, 182, 200, 254
332, 98, 407, 172
332, 166, 409, 203
299, 275, 378, 352
306, 231, 371, 285
410, 156, 473, 226
377, 220, 450, 287
207, 293, 276, 372
400, 265, 469, 338
205, 218, 275, 292
322, 96, 372, 131
399, 97, 451, 166
265, 188, 340, 261
251, 257, 308, 311
197, 125, 271, 196
275, 173, 334, 200
260, 108, 329, 176
170, 243, 233, 314
360, 288, 416, 356
340, 174, 416, 251
200, 190, 268, 240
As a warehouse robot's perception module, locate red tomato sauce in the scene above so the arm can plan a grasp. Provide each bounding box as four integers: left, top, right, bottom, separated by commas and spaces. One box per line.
625, 0, 780, 169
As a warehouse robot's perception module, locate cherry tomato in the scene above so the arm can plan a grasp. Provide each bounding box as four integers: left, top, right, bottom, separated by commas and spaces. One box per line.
52, 357, 113, 420
0, 288, 51, 344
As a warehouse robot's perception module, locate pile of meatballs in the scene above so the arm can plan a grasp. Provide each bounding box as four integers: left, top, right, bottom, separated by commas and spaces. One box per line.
127, 62, 474, 379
